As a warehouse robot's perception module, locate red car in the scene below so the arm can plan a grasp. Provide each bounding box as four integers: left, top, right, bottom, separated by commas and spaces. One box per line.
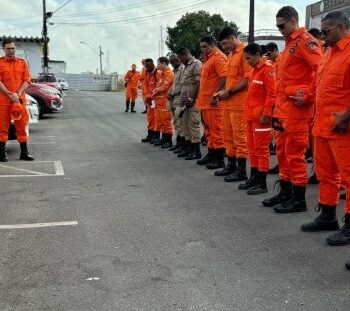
36, 73, 63, 93
26, 83, 62, 118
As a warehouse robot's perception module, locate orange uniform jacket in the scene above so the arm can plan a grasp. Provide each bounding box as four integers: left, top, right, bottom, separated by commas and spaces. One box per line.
197, 48, 227, 110
0, 56, 30, 105
139, 67, 148, 95
270, 53, 281, 76
143, 69, 159, 99
274, 28, 322, 121
245, 59, 276, 121
124, 70, 140, 88
153, 67, 174, 105
225, 43, 251, 110
313, 33, 350, 139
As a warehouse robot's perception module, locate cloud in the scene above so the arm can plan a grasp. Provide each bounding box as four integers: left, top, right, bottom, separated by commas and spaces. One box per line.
0, 0, 316, 74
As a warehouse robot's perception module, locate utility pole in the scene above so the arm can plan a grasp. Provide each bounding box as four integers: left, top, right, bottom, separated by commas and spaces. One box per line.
160, 25, 164, 56
99, 45, 103, 75
248, 0, 255, 44
42, 0, 52, 73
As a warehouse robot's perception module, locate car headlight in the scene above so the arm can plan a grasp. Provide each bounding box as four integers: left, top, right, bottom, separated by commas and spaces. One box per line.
40, 88, 58, 95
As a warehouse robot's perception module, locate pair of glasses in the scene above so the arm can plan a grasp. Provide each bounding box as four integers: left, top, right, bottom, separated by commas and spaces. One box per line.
321, 25, 337, 37
276, 23, 286, 30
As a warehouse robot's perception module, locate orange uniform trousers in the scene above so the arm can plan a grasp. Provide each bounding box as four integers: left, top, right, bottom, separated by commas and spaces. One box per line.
224, 109, 248, 158
247, 121, 272, 172
144, 95, 156, 131
126, 86, 137, 102
314, 136, 350, 213
155, 97, 173, 135
201, 109, 224, 149
0, 104, 29, 143
275, 120, 311, 186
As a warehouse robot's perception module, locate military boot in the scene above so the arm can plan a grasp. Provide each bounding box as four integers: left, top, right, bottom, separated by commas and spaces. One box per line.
149, 131, 160, 144
268, 164, 279, 174
174, 136, 185, 154
185, 143, 202, 160
178, 140, 191, 158
130, 102, 136, 113
238, 167, 258, 190
20, 142, 34, 161
169, 136, 180, 152
301, 204, 339, 232
326, 214, 350, 246
206, 148, 225, 170
215, 156, 237, 176
262, 179, 292, 207
274, 185, 307, 213
346, 259, 350, 271
154, 133, 165, 146
141, 130, 153, 143
247, 171, 268, 195
197, 148, 214, 165
125, 101, 130, 112
161, 134, 173, 149
224, 158, 247, 182
0, 141, 8, 162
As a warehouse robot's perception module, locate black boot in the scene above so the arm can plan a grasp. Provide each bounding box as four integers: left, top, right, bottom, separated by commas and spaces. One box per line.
178, 140, 191, 158
308, 172, 319, 185
201, 135, 207, 146
340, 192, 346, 200
196, 148, 214, 165
268, 164, 279, 174
269, 143, 276, 155
149, 131, 160, 144
186, 143, 202, 160
169, 136, 180, 151
215, 156, 237, 176
262, 179, 292, 207
326, 214, 350, 246
154, 133, 165, 146
274, 185, 307, 213
142, 107, 147, 114
247, 171, 268, 195
130, 102, 136, 113
238, 167, 258, 190
184, 142, 194, 157
206, 148, 225, 170
174, 136, 185, 154
125, 101, 130, 112
301, 204, 339, 232
346, 259, 350, 270
161, 134, 173, 149
0, 141, 8, 162
141, 130, 153, 143
20, 142, 34, 161
224, 158, 247, 182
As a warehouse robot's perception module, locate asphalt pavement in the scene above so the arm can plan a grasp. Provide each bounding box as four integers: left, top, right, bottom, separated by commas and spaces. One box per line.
0, 91, 349, 311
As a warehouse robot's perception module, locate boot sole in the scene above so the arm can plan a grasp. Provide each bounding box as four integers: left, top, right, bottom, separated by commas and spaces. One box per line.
224, 177, 248, 182
326, 238, 350, 246
247, 189, 268, 195
261, 198, 291, 207
301, 225, 340, 232
274, 207, 307, 213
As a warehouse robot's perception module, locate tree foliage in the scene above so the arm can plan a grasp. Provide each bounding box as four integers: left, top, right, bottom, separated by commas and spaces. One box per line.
166, 11, 240, 57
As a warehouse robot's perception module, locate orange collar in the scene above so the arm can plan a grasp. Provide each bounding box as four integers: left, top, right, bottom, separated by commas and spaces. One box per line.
335, 33, 350, 51
287, 27, 305, 43
232, 42, 244, 54
206, 47, 220, 60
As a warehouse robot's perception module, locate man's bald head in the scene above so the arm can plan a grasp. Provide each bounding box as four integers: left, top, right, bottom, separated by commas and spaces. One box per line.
169, 54, 181, 69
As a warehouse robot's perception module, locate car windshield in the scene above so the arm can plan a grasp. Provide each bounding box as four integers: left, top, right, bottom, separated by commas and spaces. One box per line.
38, 75, 57, 82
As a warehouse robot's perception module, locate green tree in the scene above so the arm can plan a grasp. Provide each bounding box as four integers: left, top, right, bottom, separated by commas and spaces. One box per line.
166, 11, 240, 57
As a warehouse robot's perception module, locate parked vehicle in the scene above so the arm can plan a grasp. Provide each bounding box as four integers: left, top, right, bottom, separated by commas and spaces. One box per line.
26, 83, 62, 118
9, 94, 39, 140
37, 73, 62, 92
58, 78, 69, 91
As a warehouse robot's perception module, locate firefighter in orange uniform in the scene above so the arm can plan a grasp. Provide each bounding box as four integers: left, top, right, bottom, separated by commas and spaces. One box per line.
141, 58, 158, 143
139, 59, 148, 114
0, 38, 33, 162
196, 35, 227, 169
238, 43, 276, 195
215, 27, 251, 181
124, 64, 140, 113
262, 6, 322, 213
300, 11, 350, 255
152, 57, 174, 148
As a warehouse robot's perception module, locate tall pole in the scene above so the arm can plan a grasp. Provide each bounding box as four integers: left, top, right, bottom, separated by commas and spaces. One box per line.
248, 0, 255, 44
160, 25, 164, 56
42, 0, 49, 73
99, 45, 103, 75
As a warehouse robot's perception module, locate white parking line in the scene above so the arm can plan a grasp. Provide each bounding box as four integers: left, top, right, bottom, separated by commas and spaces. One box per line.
0, 163, 50, 176
0, 221, 78, 230
0, 161, 65, 177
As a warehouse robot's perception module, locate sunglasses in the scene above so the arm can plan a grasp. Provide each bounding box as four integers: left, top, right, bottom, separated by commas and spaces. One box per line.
321, 25, 337, 37
276, 23, 286, 30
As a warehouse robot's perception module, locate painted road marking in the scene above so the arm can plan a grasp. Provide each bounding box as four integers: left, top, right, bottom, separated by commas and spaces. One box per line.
0, 221, 78, 230
0, 161, 65, 177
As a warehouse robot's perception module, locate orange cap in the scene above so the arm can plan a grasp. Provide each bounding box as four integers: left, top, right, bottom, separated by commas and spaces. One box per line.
10, 103, 23, 121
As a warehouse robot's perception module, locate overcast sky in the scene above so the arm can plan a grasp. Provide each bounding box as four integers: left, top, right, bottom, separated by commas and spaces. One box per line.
0, 0, 318, 74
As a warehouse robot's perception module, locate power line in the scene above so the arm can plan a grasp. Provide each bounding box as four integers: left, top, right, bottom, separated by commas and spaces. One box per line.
53, 0, 73, 14
51, 0, 215, 26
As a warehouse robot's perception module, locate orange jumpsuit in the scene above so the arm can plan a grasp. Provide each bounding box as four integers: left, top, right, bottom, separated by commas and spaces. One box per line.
153, 67, 174, 135
0, 56, 30, 143
312, 33, 350, 213
245, 60, 276, 172
143, 68, 158, 131
197, 48, 227, 149
124, 70, 140, 102
139, 66, 148, 105
273, 28, 322, 186
224, 43, 251, 158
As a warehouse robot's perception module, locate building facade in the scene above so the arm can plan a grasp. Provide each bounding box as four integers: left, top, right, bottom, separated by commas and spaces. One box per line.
306, 0, 350, 29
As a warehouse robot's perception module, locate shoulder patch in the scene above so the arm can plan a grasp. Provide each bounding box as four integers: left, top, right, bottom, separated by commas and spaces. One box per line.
306, 39, 319, 51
